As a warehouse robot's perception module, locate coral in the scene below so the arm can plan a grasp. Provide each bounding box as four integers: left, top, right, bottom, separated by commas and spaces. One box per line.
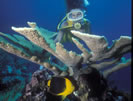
0, 81, 25, 101
0, 22, 131, 101
0, 22, 131, 77
19, 68, 130, 101
0, 22, 61, 75
0, 48, 37, 101
19, 69, 52, 101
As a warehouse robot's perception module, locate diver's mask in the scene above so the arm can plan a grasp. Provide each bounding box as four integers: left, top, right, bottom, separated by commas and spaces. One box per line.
57, 9, 84, 30
67, 9, 84, 22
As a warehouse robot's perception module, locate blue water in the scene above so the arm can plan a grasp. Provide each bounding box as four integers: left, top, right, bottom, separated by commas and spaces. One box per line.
0, 0, 131, 93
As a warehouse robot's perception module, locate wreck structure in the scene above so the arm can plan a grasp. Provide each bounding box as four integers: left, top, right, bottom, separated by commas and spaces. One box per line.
0, 22, 131, 101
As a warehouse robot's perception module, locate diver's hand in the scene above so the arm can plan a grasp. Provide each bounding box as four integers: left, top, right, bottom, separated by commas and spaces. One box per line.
54, 31, 64, 43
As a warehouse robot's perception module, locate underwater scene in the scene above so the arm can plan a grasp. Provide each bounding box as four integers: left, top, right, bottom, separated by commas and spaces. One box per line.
0, 0, 131, 101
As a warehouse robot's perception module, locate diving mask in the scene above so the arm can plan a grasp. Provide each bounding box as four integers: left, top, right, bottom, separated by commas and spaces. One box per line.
67, 9, 84, 22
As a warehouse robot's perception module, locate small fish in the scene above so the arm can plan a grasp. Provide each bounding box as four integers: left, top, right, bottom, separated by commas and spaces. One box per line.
47, 77, 76, 101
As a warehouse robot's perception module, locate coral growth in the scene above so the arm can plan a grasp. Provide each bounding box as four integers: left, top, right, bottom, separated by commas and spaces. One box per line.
19, 68, 130, 101
0, 22, 131, 101
0, 49, 38, 101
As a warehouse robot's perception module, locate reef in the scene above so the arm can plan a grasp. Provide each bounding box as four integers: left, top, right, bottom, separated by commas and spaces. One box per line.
0, 48, 37, 101
0, 22, 131, 101
18, 68, 130, 101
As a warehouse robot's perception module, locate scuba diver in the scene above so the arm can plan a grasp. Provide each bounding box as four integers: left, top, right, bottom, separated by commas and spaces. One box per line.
49, 0, 91, 73
50, 0, 91, 71
54, 0, 91, 43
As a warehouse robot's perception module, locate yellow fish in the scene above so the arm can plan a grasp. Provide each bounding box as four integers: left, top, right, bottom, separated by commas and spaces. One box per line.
47, 77, 76, 101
